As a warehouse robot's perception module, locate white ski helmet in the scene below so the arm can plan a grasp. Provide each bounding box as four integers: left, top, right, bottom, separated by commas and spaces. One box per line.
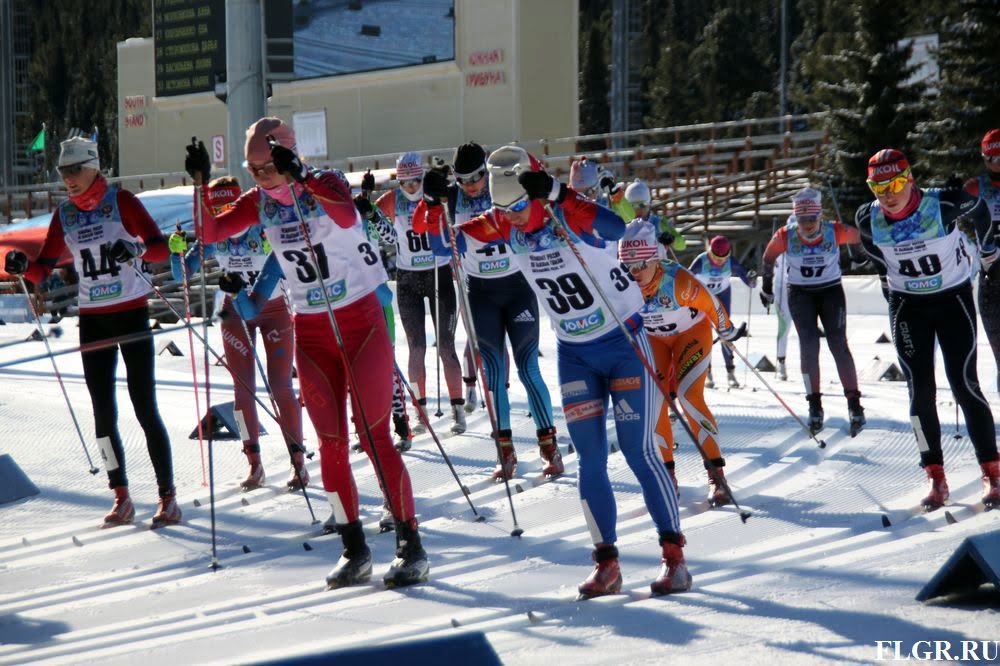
624, 179, 651, 206
486, 145, 533, 209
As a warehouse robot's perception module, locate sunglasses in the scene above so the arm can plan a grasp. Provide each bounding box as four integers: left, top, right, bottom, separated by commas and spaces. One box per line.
867, 168, 911, 196
247, 162, 277, 178
211, 202, 235, 216
624, 259, 653, 272
456, 167, 486, 185
57, 163, 86, 177
498, 198, 530, 214
983, 154, 1000, 165
399, 178, 422, 188
633, 202, 650, 209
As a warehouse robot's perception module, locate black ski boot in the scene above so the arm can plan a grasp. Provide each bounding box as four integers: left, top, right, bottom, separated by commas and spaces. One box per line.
325, 520, 373, 589
806, 393, 824, 434
847, 391, 866, 437
383, 519, 429, 588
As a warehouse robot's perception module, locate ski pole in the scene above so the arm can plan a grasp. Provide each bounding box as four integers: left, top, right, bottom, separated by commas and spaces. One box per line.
394, 362, 483, 520
176, 235, 209, 487
17, 276, 99, 475
743, 279, 753, 386
433, 264, 444, 417
439, 200, 523, 537
543, 204, 750, 521
720, 337, 828, 448
280, 174, 401, 547
229, 307, 318, 523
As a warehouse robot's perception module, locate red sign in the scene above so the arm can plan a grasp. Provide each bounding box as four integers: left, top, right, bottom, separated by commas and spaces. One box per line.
125, 113, 146, 128
468, 49, 503, 66
465, 71, 505, 88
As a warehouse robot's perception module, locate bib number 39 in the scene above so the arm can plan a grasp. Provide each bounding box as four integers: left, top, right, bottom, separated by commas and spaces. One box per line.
535, 273, 595, 315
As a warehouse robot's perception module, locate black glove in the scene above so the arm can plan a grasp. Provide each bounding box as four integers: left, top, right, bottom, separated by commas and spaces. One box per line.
219, 272, 247, 295
268, 136, 308, 183
422, 169, 450, 200
658, 231, 675, 247
518, 170, 556, 200
361, 170, 375, 194
184, 138, 211, 183
759, 290, 775, 308
720, 321, 748, 343
354, 196, 375, 220
600, 174, 615, 191
109, 239, 142, 263
4, 250, 28, 275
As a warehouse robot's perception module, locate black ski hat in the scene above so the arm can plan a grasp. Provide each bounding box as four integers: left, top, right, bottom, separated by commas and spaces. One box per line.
453, 142, 486, 177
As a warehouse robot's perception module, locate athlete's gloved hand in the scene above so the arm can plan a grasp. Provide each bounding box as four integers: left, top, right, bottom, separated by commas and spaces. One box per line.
109, 239, 143, 263
354, 196, 375, 220
981, 248, 1000, 280
361, 170, 375, 194
849, 256, 872, 272
4, 250, 28, 275
184, 138, 211, 183
746, 270, 759, 288
168, 232, 188, 254
518, 171, 561, 201
759, 289, 775, 308
658, 231, 675, 247
268, 136, 308, 183
422, 169, 450, 202
599, 169, 619, 194
218, 272, 247, 295
719, 322, 748, 343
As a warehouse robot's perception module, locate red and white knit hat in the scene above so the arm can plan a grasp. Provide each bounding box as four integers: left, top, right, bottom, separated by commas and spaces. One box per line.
618, 220, 661, 263
791, 187, 823, 218
395, 151, 424, 181
867, 149, 910, 181
982, 129, 1000, 158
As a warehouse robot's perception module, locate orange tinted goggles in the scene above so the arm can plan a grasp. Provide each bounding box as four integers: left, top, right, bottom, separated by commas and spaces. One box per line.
867, 169, 910, 196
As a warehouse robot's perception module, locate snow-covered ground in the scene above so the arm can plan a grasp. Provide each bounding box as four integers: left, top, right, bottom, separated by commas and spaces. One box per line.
0, 276, 998, 665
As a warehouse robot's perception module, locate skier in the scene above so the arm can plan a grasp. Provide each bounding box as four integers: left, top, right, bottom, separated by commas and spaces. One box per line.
761, 187, 866, 436
621, 221, 746, 506
688, 235, 756, 388
437, 145, 690, 598
963, 129, 1000, 393
414, 142, 559, 481
852, 148, 999, 510
624, 179, 686, 254
5, 137, 180, 528
169, 177, 307, 492
185, 118, 429, 587
376, 152, 466, 434
772, 253, 793, 380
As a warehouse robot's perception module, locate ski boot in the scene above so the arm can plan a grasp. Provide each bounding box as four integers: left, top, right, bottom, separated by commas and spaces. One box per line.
650, 533, 692, 596
981, 461, 999, 510
393, 413, 413, 453
726, 368, 740, 389
705, 368, 715, 389
412, 399, 428, 435
806, 393, 824, 434
450, 401, 467, 435
577, 544, 622, 599
706, 460, 730, 507
776, 357, 787, 381
151, 488, 182, 529
240, 451, 265, 492
492, 430, 517, 481
286, 450, 310, 491
538, 427, 564, 477
847, 391, 866, 437
326, 520, 373, 589
103, 486, 135, 528
920, 464, 949, 512
464, 380, 478, 414
383, 519, 429, 588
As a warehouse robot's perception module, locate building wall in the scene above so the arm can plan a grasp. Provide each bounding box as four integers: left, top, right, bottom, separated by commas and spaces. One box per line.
117, 0, 578, 177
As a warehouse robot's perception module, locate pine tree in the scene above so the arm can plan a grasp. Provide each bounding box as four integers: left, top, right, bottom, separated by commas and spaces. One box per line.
818, 0, 926, 212
910, 0, 1000, 182
579, 19, 611, 136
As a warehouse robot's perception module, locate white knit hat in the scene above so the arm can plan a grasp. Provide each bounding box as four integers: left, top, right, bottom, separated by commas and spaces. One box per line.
395, 151, 424, 181
58, 137, 100, 171
618, 220, 662, 263
624, 179, 651, 205
792, 187, 823, 218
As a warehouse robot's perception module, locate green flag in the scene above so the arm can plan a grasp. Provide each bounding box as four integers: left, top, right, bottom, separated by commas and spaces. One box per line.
27, 128, 44, 154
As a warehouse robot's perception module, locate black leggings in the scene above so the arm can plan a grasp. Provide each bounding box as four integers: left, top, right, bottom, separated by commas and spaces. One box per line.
890, 286, 998, 467
80, 306, 174, 494
788, 282, 859, 397
396, 265, 462, 401
978, 275, 1000, 393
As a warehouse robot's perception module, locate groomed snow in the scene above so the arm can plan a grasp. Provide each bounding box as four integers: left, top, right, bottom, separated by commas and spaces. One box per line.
0, 276, 998, 665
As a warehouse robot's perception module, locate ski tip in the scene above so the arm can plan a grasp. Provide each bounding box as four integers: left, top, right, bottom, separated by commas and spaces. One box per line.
510, 527, 524, 538
739, 510, 751, 523
72, 536, 83, 547
242, 544, 251, 554
881, 514, 891, 528
241, 498, 250, 507
527, 611, 542, 623
193, 499, 202, 507
450, 618, 461, 628
944, 511, 958, 525
303, 542, 313, 551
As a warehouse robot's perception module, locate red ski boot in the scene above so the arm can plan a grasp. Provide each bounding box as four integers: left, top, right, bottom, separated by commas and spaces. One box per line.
537, 427, 564, 477
577, 544, 622, 599
707, 462, 730, 507
920, 464, 949, 512
981, 461, 999, 510
151, 488, 182, 529
240, 452, 265, 491
286, 451, 310, 491
492, 430, 517, 482
650, 534, 692, 596
103, 486, 135, 528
